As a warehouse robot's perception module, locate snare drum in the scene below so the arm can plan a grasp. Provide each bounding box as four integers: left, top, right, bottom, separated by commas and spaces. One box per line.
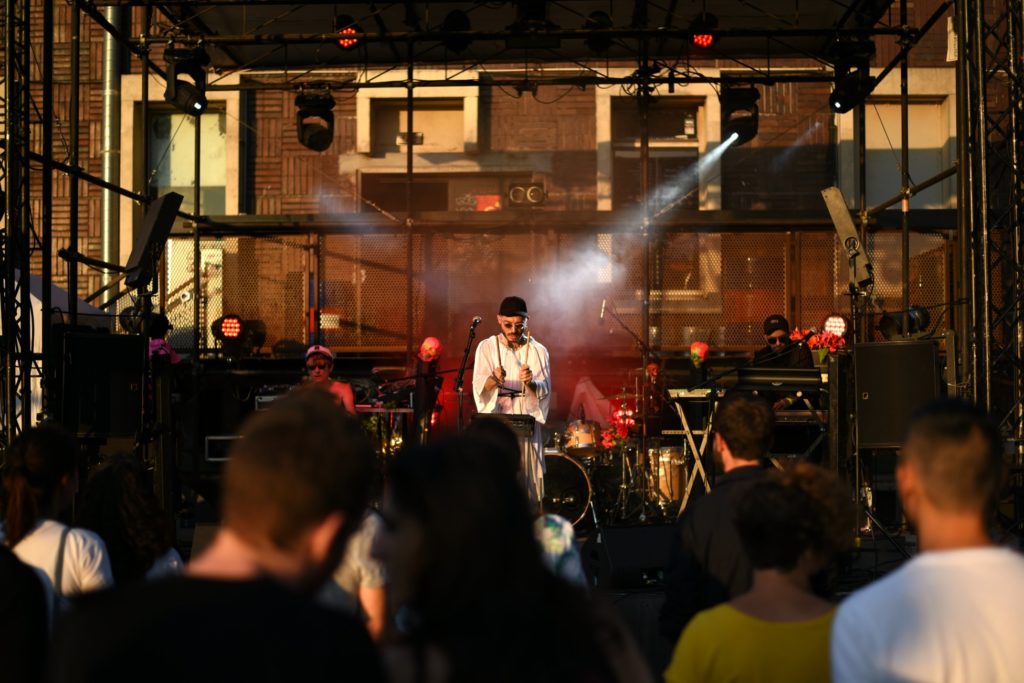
564, 420, 601, 455
543, 453, 593, 526
648, 447, 689, 503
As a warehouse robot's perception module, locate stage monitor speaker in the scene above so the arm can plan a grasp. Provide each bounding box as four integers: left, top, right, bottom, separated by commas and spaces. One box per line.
855, 341, 940, 448
61, 333, 146, 438
582, 524, 673, 591
125, 192, 183, 289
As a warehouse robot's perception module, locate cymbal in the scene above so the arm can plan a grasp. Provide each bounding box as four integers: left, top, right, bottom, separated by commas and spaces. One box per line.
604, 392, 638, 400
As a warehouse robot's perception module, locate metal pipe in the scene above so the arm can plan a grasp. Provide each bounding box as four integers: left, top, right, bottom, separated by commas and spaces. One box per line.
101, 6, 123, 293
405, 44, 414, 366
954, 0, 972, 403
69, 4, 80, 325
205, 73, 839, 92
873, 0, 955, 86
856, 102, 867, 344
867, 164, 958, 217
639, 30, 651, 461
193, 113, 203, 356
41, 0, 54, 415
74, 0, 167, 80
127, 26, 906, 46
900, 0, 911, 336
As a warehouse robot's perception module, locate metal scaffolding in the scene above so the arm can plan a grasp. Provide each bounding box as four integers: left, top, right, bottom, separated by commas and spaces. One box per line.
957, 0, 1024, 451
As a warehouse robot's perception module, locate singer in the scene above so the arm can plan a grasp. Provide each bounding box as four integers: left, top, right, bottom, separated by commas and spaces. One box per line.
472, 296, 551, 504
753, 314, 815, 410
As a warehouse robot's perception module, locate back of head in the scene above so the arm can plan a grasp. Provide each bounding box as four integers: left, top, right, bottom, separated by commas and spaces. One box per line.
736, 462, 854, 571
716, 394, 774, 462
78, 455, 172, 584
902, 398, 1003, 512
2, 424, 77, 547
387, 433, 541, 615
221, 388, 375, 551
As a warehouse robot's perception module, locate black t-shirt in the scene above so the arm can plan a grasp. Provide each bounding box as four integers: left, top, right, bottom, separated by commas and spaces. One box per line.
46, 577, 384, 683
0, 546, 49, 683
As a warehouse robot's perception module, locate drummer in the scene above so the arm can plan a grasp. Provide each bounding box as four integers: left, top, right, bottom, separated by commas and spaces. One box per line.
472, 296, 551, 505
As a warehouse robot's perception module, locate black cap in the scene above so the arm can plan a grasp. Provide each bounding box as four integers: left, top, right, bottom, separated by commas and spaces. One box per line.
498, 296, 528, 317
763, 314, 790, 336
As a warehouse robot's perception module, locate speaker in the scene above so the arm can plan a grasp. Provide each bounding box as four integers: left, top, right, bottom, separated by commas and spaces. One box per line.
125, 192, 183, 289
61, 333, 146, 438
582, 524, 674, 590
855, 341, 941, 448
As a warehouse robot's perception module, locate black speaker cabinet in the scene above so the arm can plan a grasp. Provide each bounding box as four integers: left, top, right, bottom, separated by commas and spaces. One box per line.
854, 341, 941, 448
582, 524, 674, 591
61, 333, 146, 438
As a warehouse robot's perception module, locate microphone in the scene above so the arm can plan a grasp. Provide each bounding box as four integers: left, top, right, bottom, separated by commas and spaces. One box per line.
599, 299, 607, 320
470, 316, 482, 328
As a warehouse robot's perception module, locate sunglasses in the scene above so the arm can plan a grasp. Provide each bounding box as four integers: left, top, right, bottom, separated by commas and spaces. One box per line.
307, 362, 330, 370
767, 336, 787, 345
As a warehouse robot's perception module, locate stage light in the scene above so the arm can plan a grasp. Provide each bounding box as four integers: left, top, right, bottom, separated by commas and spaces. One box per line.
163, 47, 209, 116
295, 91, 336, 152
689, 13, 718, 50
583, 11, 613, 54
878, 306, 931, 340
213, 315, 243, 341
720, 86, 760, 147
441, 10, 472, 53
828, 40, 876, 114
211, 315, 266, 357
508, 182, 546, 207
823, 314, 848, 337
335, 14, 362, 49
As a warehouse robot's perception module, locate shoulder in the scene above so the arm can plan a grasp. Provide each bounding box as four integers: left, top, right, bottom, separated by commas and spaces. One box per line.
67, 526, 108, 551
834, 563, 914, 631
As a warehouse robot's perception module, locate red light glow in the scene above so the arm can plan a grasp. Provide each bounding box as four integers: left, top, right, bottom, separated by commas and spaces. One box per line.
337, 27, 358, 49
220, 317, 243, 339
693, 33, 715, 49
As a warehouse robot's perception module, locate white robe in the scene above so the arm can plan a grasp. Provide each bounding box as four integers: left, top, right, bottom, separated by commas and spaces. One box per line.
472, 334, 551, 503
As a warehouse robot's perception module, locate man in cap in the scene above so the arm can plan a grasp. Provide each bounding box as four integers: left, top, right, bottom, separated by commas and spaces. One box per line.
305, 344, 356, 414
472, 296, 551, 504
752, 314, 814, 410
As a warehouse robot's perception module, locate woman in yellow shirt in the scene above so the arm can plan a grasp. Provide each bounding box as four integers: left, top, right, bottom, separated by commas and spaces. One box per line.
665, 463, 854, 683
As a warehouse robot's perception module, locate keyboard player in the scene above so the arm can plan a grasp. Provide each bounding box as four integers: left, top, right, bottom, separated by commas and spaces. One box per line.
752, 315, 815, 411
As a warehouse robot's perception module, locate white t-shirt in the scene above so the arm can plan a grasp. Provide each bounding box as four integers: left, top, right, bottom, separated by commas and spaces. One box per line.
8, 519, 113, 599
831, 546, 1024, 683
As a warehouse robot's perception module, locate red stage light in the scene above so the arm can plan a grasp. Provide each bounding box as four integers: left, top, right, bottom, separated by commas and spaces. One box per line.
335, 15, 362, 49
693, 33, 715, 49
219, 316, 242, 339
336, 27, 358, 49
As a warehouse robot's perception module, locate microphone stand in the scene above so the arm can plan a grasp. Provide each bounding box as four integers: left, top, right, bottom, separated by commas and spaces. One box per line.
455, 319, 481, 432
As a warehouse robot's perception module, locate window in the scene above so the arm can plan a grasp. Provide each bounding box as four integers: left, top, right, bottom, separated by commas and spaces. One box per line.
146, 107, 227, 215
370, 99, 464, 155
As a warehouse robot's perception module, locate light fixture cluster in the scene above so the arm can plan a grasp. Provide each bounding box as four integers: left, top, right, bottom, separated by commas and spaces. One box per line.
211, 314, 267, 357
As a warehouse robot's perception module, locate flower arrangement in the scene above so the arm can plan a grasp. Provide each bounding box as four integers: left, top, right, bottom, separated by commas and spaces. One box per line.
690, 341, 709, 366
790, 327, 847, 363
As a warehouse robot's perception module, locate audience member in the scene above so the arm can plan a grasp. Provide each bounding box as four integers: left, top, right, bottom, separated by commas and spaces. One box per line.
47, 389, 384, 683
372, 433, 653, 683
1, 424, 113, 607
0, 545, 49, 683
659, 394, 773, 641
326, 509, 388, 640
831, 398, 1024, 683
467, 416, 588, 587
665, 463, 854, 682
77, 455, 183, 584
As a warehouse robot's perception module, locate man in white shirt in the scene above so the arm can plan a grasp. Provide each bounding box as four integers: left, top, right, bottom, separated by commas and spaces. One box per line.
831, 398, 1024, 683
472, 296, 551, 504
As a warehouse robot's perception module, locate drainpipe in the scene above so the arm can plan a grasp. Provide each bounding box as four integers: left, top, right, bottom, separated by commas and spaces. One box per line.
100, 7, 122, 291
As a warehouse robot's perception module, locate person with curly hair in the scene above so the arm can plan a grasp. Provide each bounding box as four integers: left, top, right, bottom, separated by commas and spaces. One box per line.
665, 462, 854, 683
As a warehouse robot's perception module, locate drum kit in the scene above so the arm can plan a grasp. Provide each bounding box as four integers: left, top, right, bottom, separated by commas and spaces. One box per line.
543, 390, 695, 527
